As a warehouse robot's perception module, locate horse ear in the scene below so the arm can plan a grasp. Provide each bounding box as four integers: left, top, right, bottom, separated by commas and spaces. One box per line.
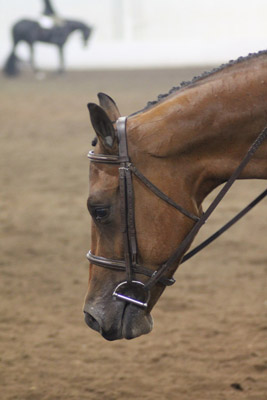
97, 92, 121, 122
87, 103, 116, 149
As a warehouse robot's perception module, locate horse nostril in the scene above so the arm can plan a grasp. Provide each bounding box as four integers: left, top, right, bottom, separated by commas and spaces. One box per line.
84, 312, 101, 333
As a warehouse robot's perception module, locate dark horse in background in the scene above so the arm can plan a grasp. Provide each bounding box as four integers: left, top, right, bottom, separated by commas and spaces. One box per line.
3, 18, 92, 76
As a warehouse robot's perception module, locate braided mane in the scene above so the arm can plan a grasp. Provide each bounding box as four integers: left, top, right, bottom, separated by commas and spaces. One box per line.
135, 50, 267, 115
91, 50, 267, 146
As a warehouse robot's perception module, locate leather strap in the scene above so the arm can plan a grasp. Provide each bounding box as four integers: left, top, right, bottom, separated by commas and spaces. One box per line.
87, 251, 175, 286
144, 126, 267, 290
130, 164, 200, 222
117, 117, 137, 282
182, 188, 267, 263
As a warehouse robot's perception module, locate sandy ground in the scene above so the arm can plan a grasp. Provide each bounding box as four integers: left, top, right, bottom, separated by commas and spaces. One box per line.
0, 67, 266, 400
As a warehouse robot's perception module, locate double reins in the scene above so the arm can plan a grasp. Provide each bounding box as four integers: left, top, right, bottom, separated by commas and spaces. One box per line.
87, 117, 267, 307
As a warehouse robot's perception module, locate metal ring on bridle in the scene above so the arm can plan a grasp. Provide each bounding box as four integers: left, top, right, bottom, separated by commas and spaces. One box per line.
113, 281, 150, 308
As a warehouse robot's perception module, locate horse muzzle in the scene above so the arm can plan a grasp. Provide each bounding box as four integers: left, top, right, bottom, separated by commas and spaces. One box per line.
83, 293, 153, 340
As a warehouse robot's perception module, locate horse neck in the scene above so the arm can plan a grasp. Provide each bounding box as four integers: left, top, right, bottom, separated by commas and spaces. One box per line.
66, 20, 86, 33
128, 56, 267, 205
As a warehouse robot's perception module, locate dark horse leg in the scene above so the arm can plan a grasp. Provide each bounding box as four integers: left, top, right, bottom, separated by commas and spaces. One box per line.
58, 45, 65, 73
29, 43, 37, 72
3, 44, 21, 77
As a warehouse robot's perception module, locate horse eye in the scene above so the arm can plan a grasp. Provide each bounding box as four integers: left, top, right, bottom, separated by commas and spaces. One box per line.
92, 207, 110, 222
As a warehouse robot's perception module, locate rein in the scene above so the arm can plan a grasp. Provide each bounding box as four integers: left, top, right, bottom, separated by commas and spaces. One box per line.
87, 118, 267, 308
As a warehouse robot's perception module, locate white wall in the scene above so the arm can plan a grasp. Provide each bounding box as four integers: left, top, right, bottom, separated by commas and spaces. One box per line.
1, 0, 267, 69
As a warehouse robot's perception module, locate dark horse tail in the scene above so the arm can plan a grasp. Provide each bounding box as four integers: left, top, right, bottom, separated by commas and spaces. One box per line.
3, 50, 21, 77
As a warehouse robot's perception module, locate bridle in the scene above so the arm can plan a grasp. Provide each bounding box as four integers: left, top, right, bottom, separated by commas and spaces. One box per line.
87, 117, 267, 308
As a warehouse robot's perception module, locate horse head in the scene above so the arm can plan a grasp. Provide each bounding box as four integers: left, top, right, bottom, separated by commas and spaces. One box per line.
83, 53, 267, 341
81, 24, 92, 46
83, 93, 199, 340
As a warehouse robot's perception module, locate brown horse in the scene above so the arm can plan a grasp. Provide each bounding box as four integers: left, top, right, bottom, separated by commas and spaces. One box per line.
84, 51, 267, 341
